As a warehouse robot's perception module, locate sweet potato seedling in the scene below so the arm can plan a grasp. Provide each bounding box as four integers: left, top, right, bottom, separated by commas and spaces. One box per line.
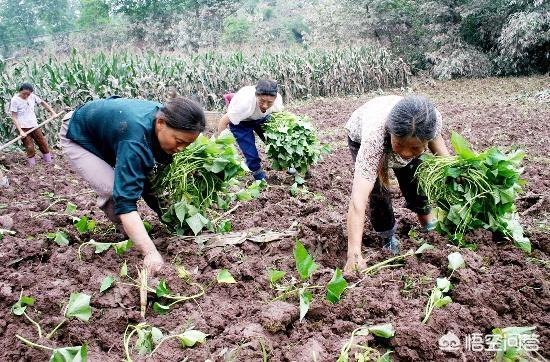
46, 231, 70, 246
489, 326, 539, 361
123, 323, 207, 361
72, 215, 96, 234
337, 323, 395, 362
270, 240, 348, 321
117, 268, 205, 317
0, 228, 15, 240
422, 252, 465, 324
77, 239, 132, 260
13, 292, 91, 360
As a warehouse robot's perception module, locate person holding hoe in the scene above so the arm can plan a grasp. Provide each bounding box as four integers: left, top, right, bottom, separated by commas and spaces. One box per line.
217, 79, 286, 181
9, 83, 58, 166
59, 96, 205, 273
344, 95, 451, 274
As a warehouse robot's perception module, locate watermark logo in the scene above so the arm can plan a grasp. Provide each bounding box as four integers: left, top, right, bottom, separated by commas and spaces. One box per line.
438, 332, 461, 352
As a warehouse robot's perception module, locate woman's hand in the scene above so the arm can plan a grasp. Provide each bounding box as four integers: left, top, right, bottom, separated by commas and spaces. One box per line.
344, 254, 367, 275
144, 249, 164, 274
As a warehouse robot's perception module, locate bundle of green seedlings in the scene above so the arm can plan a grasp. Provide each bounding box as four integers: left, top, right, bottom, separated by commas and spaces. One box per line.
11, 291, 91, 361
337, 323, 394, 362
489, 326, 540, 361
422, 252, 465, 324
263, 112, 329, 191
152, 131, 264, 235
268, 240, 347, 321
416, 132, 530, 252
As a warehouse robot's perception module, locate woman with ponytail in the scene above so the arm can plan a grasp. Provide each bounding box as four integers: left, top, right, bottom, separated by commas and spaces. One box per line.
344, 95, 450, 274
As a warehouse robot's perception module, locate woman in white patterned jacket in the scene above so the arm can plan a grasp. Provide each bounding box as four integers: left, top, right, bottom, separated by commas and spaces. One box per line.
344, 95, 451, 274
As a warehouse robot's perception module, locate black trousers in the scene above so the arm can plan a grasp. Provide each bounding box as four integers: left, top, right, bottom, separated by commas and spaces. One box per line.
348, 137, 431, 236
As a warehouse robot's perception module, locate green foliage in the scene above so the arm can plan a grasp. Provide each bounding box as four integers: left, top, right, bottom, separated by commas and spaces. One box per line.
47, 231, 70, 246
50, 345, 87, 362
267, 268, 286, 285
490, 326, 538, 361
77, 0, 110, 29
447, 252, 465, 272
216, 269, 236, 284
298, 288, 313, 322
11, 294, 35, 316
73, 215, 95, 234
223, 16, 251, 44
153, 131, 255, 235
422, 277, 453, 324
263, 112, 329, 175
325, 268, 347, 304
416, 132, 531, 252
0, 47, 409, 145
99, 276, 115, 293
78, 239, 132, 260
293, 240, 318, 280
65, 292, 92, 322
338, 323, 394, 362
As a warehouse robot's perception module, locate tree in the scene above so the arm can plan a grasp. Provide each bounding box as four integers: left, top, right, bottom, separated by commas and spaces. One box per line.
223, 15, 251, 44
77, 0, 111, 29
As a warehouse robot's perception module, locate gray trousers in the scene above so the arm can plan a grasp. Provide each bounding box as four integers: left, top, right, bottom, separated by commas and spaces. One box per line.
59, 112, 120, 224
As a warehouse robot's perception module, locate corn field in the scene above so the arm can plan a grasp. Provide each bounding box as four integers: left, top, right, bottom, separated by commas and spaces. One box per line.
0, 47, 410, 146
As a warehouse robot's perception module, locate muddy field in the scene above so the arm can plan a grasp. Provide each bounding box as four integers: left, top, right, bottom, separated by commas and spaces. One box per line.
0, 76, 548, 361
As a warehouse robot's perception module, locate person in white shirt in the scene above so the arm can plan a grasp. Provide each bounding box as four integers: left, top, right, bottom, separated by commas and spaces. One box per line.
217, 79, 284, 180
9, 83, 57, 166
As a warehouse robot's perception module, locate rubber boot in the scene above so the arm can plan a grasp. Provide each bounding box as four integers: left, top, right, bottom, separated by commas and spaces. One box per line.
43, 153, 53, 163
383, 235, 400, 254
253, 169, 266, 181
27, 157, 36, 167
420, 220, 436, 233
287, 167, 297, 175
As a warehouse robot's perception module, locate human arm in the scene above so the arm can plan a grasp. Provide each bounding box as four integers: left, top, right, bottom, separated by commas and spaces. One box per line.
119, 211, 164, 273
39, 100, 57, 117
344, 172, 375, 274
10, 112, 26, 137
217, 114, 231, 134
428, 135, 450, 157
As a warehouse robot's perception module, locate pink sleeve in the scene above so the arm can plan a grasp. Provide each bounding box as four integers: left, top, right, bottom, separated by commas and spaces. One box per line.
355, 125, 385, 183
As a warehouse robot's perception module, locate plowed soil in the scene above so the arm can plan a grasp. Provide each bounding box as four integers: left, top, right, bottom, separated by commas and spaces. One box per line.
0, 76, 548, 361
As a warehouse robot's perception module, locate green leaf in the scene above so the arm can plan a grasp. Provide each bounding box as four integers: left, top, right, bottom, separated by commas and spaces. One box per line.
216, 219, 232, 233
355, 327, 370, 336
451, 132, 476, 159
156, 280, 170, 297
11, 295, 35, 316
151, 327, 164, 345
436, 277, 451, 293
48, 231, 70, 246
50, 345, 87, 362
113, 239, 132, 254
99, 276, 114, 293
93, 241, 112, 254
65, 292, 91, 322
267, 268, 286, 284
64, 202, 77, 214
153, 302, 170, 315
217, 269, 236, 284
447, 252, 465, 271
74, 216, 89, 234
135, 328, 154, 354
293, 240, 318, 280
325, 268, 347, 304
143, 221, 153, 233
368, 323, 395, 338
186, 213, 209, 235
178, 329, 207, 347
119, 261, 128, 277
415, 243, 434, 254
298, 288, 313, 322
434, 296, 452, 308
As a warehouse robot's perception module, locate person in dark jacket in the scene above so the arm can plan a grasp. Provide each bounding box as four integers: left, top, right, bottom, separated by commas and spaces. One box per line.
59, 96, 205, 274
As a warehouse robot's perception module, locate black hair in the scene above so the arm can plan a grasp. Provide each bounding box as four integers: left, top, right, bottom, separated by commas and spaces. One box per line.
19, 83, 34, 92
158, 97, 205, 132
255, 79, 278, 97
378, 96, 439, 186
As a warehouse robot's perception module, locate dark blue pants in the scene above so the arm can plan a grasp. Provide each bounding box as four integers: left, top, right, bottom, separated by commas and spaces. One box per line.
229, 117, 269, 175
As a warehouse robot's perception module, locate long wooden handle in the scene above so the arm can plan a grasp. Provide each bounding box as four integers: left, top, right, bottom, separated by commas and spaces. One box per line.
0, 111, 66, 151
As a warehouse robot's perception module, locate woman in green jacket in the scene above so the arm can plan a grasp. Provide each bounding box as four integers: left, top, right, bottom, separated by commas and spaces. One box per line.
59, 96, 205, 274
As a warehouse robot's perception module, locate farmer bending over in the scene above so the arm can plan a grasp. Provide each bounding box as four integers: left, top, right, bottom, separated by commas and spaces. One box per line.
60, 96, 205, 273
10, 83, 58, 166
217, 79, 284, 180
344, 95, 450, 274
